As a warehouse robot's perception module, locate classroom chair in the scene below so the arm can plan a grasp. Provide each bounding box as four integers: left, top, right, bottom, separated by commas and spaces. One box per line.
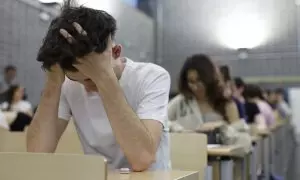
170, 133, 208, 179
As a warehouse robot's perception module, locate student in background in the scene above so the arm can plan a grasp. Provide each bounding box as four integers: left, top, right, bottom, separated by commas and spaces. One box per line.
232, 77, 247, 120
275, 88, 292, 119
0, 65, 17, 93
243, 84, 275, 128
266, 89, 277, 109
168, 54, 251, 152
0, 85, 32, 131
1, 85, 32, 116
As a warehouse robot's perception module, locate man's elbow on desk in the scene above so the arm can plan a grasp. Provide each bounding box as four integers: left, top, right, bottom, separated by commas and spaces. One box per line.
130, 150, 156, 172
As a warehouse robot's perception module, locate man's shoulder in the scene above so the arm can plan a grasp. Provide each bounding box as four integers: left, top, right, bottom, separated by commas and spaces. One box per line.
130, 60, 170, 79
136, 62, 170, 89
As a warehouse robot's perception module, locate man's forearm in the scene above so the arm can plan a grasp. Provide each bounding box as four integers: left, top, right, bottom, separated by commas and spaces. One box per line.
27, 80, 62, 152
96, 77, 156, 171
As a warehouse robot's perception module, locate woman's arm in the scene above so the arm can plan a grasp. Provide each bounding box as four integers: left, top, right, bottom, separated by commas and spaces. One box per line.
225, 101, 240, 123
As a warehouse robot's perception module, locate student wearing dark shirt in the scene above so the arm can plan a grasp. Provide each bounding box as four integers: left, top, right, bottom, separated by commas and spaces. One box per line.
232, 77, 247, 120
244, 102, 260, 124
243, 85, 271, 128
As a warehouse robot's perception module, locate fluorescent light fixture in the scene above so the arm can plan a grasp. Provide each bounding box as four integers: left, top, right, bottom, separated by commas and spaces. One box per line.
237, 48, 249, 60
217, 11, 267, 49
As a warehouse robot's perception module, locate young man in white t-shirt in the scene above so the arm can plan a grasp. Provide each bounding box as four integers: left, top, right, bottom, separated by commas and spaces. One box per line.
27, 1, 170, 172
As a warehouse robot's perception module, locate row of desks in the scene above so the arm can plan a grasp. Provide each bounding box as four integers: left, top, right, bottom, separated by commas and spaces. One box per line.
0, 111, 293, 180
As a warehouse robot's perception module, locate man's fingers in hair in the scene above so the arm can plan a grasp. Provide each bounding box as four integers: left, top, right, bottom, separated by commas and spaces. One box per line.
72, 22, 87, 36
59, 29, 74, 44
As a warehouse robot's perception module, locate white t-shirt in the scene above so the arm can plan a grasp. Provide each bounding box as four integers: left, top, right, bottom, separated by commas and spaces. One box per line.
1, 100, 32, 113
58, 58, 171, 170
0, 110, 9, 129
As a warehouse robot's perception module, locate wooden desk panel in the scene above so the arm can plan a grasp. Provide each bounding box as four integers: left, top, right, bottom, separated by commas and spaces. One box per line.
0, 153, 107, 180
108, 171, 200, 180
207, 145, 244, 157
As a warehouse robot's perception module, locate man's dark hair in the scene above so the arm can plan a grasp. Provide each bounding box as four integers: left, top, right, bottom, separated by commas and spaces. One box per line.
234, 77, 245, 89
4, 65, 16, 73
37, 0, 117, 71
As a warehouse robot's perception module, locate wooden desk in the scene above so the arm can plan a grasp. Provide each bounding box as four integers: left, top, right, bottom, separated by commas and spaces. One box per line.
108, 171, 200, 180
207, 145, 248, 180
207, 145, 244, 157
0, 152, 107, 180
196, 122, 224, 132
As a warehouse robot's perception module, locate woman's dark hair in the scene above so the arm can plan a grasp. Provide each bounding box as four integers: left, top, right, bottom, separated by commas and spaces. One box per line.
5, 85, 20, 111
234, 77, 245, 89
219, 65, 231, 82
178, 54, 230, 122
243, 84, 265, 100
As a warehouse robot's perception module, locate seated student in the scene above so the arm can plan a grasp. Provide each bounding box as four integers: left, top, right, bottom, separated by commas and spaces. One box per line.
168, 54, 251, 152
0, 85, 33, 131
243, 84, 275, 128
231, 77, 248, 121
266, 89, 278, 110
0, 85, 32, 116
275, 88, 292, 119
27, 1, 170, 172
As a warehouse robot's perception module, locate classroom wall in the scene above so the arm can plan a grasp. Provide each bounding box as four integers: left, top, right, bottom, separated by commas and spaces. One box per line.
158, 0, 298, 92
0, 0, 155, 105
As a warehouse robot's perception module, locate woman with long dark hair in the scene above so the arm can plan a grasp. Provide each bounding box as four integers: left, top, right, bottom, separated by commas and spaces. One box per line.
0, 85, 32, 131
1, 85, 32, 115
168, 54, 251, 152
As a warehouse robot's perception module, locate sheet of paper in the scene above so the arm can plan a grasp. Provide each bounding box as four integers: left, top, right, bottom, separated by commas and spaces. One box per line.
207, 144, 221, 148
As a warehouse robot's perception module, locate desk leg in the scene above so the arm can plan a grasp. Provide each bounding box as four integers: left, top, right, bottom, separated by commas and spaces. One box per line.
209, 161, 220, 180
270, 132, 275, 174
263, 137, 270, 180
242, 157, 247, 180
251, 146, 258, 180
282, 126, 287, 176
205, 165, 213, 180
220, 160, 233, 180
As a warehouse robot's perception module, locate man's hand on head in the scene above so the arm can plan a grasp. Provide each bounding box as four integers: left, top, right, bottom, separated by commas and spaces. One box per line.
59, 22, 115, 84
47, 64, 65, 85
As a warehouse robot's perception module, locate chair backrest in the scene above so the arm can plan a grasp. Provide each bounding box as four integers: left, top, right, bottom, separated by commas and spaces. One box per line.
0, 152, 107, 180
170, 133, 207, 176
56, 121, 83, 154
0, 128, 26, 152
0, 122, 83, 154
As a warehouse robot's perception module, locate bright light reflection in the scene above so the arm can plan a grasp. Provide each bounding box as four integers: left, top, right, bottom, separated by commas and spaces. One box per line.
217, 12, 267, 49
78, 0, 116, 14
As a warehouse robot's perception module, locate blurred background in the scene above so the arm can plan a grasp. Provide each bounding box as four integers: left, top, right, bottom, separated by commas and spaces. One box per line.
1, 0, 300, 148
